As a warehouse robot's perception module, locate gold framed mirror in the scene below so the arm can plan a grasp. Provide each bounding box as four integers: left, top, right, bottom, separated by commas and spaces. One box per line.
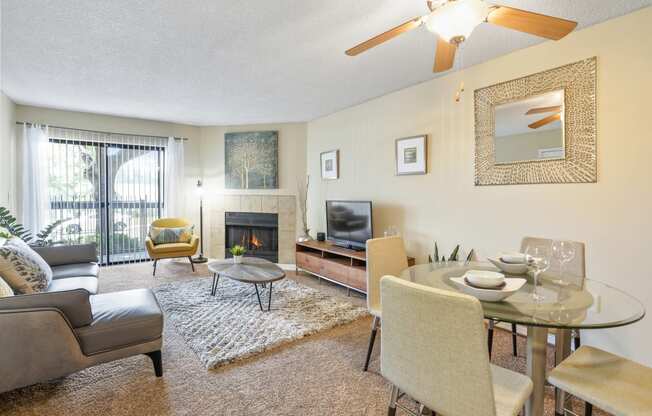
474, 57, 597, 185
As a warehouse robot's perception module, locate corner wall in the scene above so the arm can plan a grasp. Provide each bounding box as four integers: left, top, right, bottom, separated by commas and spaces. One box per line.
0, 93, 16, 209
199, 123, 307, 260
306, 8, 652, 365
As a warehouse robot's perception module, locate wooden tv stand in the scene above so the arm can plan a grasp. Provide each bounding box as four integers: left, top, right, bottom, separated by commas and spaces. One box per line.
295, 240, 415, 294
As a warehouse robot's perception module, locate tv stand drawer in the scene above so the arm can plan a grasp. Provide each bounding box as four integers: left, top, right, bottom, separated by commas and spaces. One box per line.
296, 252, 322, 274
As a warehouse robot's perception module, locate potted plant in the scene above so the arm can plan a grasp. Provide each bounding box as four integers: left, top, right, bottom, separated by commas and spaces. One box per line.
230, 245, 246, 264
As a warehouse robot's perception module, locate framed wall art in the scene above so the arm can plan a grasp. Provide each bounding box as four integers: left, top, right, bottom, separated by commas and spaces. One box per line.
320, 150, 339, 180
395, 135, 427, 175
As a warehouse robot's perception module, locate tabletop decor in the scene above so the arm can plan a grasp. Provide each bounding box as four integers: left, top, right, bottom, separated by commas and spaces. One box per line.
450, 274, 526, 302
487, 253, 529, 274
296, 174, 312, 242
229, 245, 246, 264
320, 149, 339, 179
428, 242, 474, 263
395, 135, 427, 175
153, 277, 368, 369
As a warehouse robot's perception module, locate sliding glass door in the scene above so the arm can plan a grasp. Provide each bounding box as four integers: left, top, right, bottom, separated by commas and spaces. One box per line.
48, 134, 165, 264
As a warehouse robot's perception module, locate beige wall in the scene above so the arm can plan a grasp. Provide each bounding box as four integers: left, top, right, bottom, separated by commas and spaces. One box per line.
307, 8, 652, 365
199, 123, 307, 258
15, 105, 203, 225
0, 93, 16, 209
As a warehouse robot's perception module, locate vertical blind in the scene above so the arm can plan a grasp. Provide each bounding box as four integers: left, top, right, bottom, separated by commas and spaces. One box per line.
46, 126, 167, 265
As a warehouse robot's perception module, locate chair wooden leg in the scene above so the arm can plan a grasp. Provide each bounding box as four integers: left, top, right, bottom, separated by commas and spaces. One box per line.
188, 257, 195, 272
145, 350, 163, 377
152, 260, 158, 276
364, 316, 380, 371
387, 385, 399, 416
487, 319, 495, 358
511, 323, 518, 356
585, 402, 593, 416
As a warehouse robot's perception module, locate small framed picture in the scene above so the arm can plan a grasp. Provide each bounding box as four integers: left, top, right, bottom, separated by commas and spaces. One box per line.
321, 150, 339, 180
395, 135, 427, 175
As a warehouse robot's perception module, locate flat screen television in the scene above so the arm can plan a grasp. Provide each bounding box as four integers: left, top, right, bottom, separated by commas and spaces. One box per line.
326, 200, 373, 250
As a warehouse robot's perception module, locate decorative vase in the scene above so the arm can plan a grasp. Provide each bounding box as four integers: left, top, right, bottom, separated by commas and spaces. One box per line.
233, 255, 243, 264
297, 229, 312, 243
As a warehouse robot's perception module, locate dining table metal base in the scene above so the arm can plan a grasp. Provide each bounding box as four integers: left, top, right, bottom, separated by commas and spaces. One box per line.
554, 329, 573, 415
526, 326, 549, 416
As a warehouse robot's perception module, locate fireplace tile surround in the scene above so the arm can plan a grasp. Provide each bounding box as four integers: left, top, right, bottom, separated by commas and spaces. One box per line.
205, 195, 296, 264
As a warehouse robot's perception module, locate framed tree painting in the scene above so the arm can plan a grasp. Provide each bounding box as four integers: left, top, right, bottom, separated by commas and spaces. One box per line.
225, 131, 278, 189
320, 150, 339, 180
395, 135, 427, 175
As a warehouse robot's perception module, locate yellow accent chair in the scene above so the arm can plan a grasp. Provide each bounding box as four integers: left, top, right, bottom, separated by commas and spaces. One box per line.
145, 218, 199, 276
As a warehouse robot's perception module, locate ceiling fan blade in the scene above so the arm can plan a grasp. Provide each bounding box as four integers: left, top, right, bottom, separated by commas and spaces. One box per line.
525, 105, 562, 115
529, 113, 561, 129
433, 37, 457, 73
487, 6, 577, 40
345, 17, 423, 56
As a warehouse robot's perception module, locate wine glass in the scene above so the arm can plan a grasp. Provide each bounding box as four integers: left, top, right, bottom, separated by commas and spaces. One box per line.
525, 243, 551, 301
551, 240, 576, 285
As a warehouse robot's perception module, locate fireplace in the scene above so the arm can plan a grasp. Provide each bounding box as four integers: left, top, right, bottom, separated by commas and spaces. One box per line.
225, 212, 278, 263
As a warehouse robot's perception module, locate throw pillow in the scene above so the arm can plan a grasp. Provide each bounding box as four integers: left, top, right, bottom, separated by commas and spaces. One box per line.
149, 225, 194, 245
0, 238, 53, 294
0, 276, 13, 297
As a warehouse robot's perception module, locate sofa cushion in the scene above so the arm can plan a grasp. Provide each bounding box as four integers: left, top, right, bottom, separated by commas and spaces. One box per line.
149, 225, 194, 245
148, 242, 195, 254
75, 289, 163, 355
32, 244, 98, 267
51, 263, 100, 280
46, 277, 98, 295
0, 238, 53, 294
0, 276, 14, 298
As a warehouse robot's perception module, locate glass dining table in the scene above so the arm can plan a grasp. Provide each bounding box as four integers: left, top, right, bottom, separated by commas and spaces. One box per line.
399, 262, 645, 416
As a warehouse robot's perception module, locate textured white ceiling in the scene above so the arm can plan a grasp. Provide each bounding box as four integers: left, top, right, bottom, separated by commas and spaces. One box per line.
2, 0, 650, 126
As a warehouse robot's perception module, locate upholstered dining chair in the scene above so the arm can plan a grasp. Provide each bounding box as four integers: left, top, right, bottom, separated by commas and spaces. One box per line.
488, 236, 586, 358
145, 218, 199, 276
363, 236, 408, 371
548, 346, 652, 415
380, 275, 533, 416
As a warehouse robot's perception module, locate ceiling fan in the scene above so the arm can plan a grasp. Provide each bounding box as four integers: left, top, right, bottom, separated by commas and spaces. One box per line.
526, 105, 562, 129
346, 0, 578, 73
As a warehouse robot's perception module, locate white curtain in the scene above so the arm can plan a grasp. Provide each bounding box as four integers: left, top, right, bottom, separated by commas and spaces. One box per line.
20, 123, 51, 234
164, 136, 185, 218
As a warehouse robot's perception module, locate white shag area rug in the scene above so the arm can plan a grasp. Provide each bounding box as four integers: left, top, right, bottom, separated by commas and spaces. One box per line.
153, 277, 368, 369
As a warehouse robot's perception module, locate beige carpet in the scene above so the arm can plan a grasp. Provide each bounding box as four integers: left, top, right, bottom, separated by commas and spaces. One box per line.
0, 260, 603, 416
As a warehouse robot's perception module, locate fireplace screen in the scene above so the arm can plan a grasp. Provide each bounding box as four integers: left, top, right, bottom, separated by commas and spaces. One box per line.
225, 212, 278, 263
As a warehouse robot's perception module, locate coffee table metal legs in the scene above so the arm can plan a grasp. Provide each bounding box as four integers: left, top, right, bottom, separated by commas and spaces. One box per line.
211, 273, 220, 296
211, 273, 274, 311
253, 283, 274, 312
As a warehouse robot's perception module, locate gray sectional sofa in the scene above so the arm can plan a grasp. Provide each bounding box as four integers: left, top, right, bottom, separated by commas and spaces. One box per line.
0, 243, 164, 393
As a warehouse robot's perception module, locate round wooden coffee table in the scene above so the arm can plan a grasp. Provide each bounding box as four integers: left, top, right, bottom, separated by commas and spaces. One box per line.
207, 257, 286, 311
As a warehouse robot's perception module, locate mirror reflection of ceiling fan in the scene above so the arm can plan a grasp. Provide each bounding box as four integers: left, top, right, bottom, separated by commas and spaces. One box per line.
345, 0, 578, 73
526, 105, 561, 129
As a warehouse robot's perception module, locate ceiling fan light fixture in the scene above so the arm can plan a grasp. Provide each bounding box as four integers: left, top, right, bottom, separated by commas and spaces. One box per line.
425, 0, 490, 43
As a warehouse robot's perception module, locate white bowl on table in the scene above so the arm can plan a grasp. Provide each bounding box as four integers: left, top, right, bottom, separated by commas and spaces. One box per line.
450, 274, 527, 302
464, 270, 506, 289
487, 257, 529, 275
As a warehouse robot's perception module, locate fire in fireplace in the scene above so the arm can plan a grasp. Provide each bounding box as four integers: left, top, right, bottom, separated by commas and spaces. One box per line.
225, 212, 278, 263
